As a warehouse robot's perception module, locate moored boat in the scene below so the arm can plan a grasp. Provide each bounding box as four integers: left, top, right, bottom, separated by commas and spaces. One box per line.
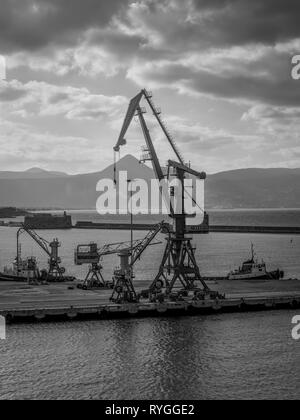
228, 244, 284, 281
0, 256, 40, 282
0, 256, 76, 283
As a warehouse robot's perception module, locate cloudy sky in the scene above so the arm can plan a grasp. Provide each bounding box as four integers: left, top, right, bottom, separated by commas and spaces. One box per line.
0, 0, 299, 174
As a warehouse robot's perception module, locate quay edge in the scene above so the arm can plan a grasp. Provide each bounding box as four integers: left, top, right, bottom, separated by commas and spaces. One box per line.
2, 293, 300, 324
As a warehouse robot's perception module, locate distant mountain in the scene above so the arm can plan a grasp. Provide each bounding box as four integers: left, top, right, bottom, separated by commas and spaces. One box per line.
0, 156, 299, 209
0, 167, 69, 180
206, 168, 300, 209
0, 155, 153, 209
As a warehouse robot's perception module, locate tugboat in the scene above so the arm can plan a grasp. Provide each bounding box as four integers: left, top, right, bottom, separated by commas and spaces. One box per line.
0, 256, 40, 282
228, 244, 284, 281
0, 256, 75, 283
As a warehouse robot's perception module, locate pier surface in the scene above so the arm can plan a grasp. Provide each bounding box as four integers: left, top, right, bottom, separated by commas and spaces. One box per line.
0, 279, 300, 323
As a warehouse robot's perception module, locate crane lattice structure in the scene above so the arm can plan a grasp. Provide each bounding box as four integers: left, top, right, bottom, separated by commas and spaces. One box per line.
114, 89, 219, 300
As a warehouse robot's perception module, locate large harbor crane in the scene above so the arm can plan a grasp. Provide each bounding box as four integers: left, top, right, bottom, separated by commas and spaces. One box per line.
113, 89, 220, 300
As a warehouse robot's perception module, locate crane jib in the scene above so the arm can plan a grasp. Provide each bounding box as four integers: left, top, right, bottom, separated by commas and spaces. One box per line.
113, 90, 184, 167
114, 91, 144, 153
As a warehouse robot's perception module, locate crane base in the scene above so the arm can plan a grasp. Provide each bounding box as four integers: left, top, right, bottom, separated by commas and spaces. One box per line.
149, 235, 212, 297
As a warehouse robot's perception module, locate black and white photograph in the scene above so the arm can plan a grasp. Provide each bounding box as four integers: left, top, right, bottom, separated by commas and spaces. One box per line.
0, 0, 300, 403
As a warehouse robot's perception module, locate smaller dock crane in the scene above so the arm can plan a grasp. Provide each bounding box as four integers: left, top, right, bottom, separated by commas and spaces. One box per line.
75, 242, 112, 290
111, 221, 164, 303
17, 225, 68, 282
74, 222, 164, 301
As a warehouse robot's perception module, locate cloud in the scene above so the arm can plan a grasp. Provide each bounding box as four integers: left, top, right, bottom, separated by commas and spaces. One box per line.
8, 45, 126, 77
0, 119, 85, 168
0, 79, 129, 172
0, 80, 127, 120
0, 118, 115, 173
127, 39, 300, 107
181, 0, 300, 48
2, 0, 300, 54
241, 104, 300, 167
4, 0, 300, 109
120, 111, 269, 172
1, 0, 299, 172
242, 104, 300, 140
122, 1, 300, 108
0, 0, 129, 52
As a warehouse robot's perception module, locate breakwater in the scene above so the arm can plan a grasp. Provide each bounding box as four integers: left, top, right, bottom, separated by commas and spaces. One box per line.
74, 221, 300, 235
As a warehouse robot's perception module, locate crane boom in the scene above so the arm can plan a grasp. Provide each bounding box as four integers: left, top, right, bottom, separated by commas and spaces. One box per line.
113, 91, 176, 216
19, 225, 51, 257
137, 108, 165, 183
168, 160, 206, 180
98, 239, 149, 258
77, 223, 164, 266
130, 222, 165, 266
114, 91, 144, 153
114, 90, 184, 165
143, 90, 184, 165
90, 222, 164, 262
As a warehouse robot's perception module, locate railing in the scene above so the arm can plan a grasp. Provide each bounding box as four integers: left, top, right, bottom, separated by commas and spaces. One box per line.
143, 92, 184, 164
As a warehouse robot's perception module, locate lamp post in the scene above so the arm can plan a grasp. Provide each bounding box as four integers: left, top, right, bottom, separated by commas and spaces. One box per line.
127, 180, 134, 266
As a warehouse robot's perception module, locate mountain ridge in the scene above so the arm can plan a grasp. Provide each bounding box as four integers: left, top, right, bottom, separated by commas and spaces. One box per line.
0, 155, 299, 209
1, 158, 299, 180
0, 167, 69, 180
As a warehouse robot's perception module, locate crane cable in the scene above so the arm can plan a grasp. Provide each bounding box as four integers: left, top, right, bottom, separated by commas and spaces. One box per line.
114, 150, 121, 186
183, 184, 205, 215
114, 150, 117, 185
167, 168, 205, 215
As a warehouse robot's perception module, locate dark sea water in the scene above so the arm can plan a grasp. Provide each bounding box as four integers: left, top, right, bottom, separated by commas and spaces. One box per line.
209, 208, 300, 227
0, 210, 300, 400
45, 208, 300, 227
1, 312, 299, 400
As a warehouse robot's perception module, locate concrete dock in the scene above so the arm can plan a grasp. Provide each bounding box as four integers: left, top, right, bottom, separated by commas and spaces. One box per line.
0, 279, 300, 323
